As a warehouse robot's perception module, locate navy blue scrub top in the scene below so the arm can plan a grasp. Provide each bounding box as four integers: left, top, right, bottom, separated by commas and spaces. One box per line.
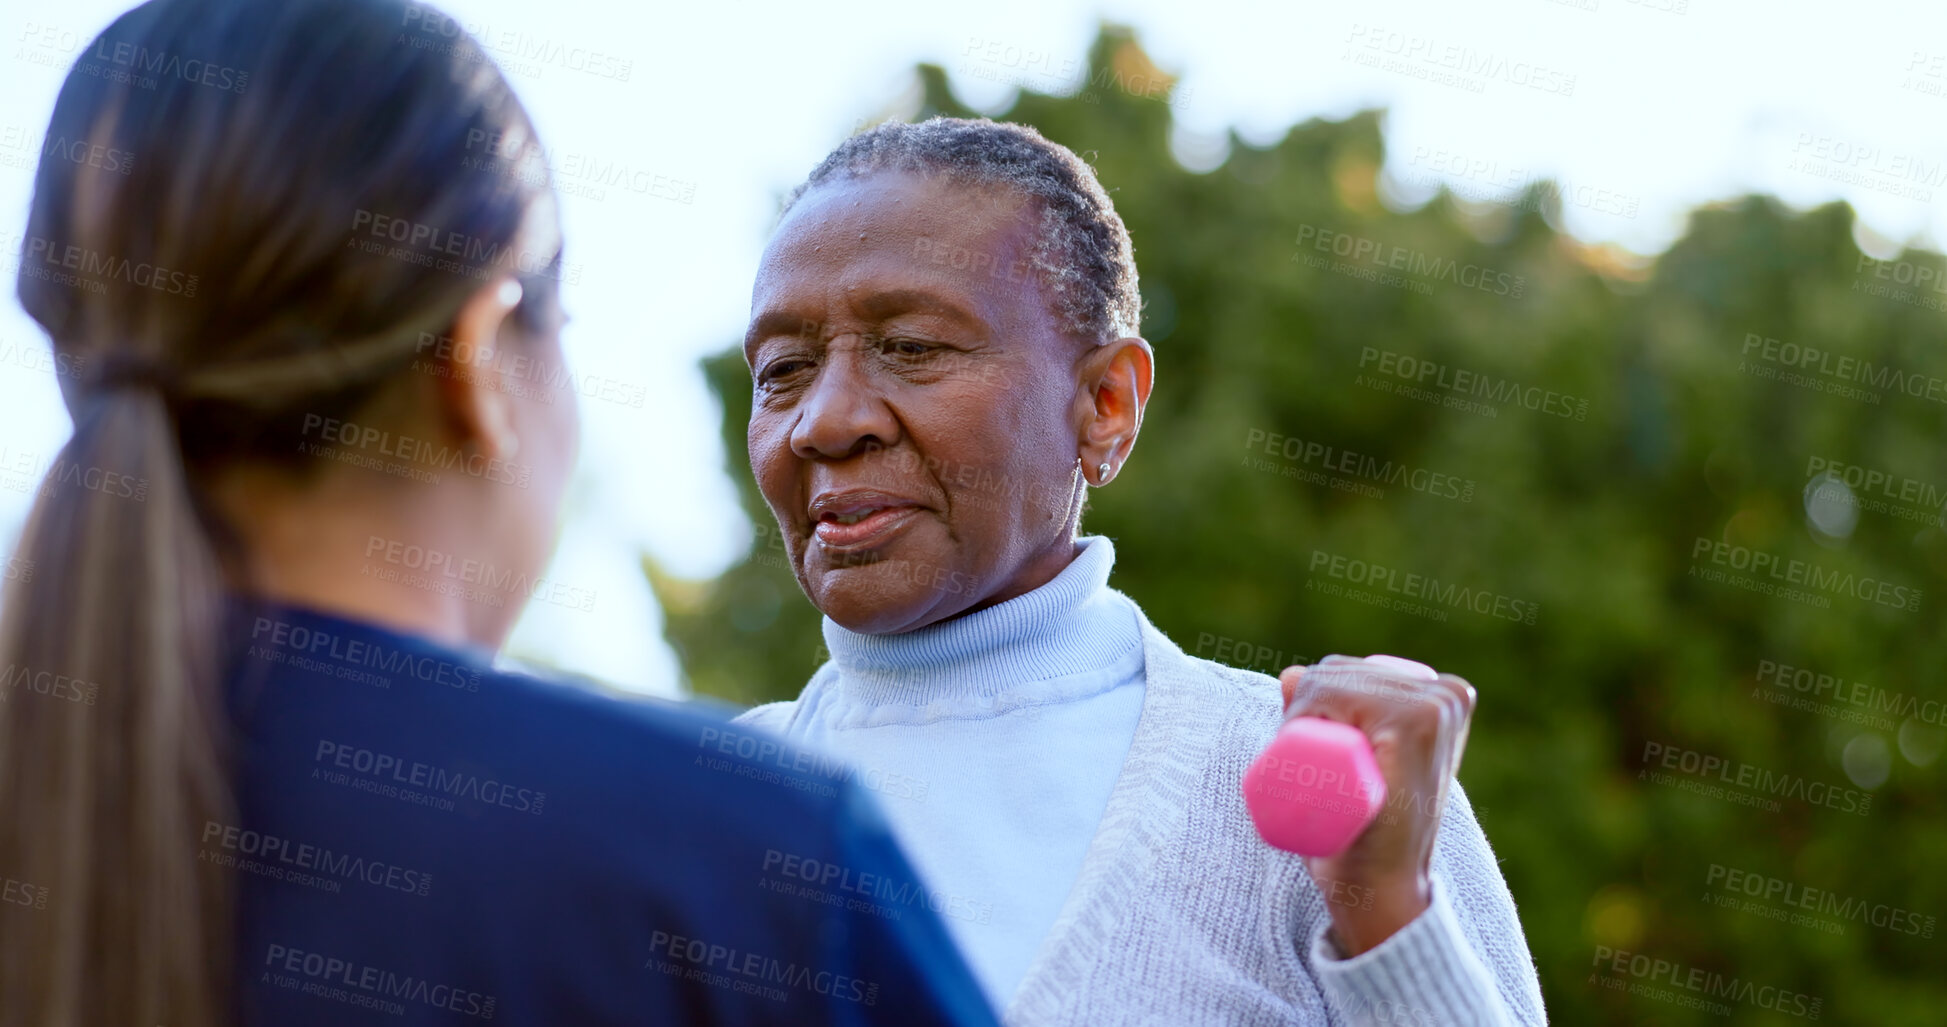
222, 601, 997, 1026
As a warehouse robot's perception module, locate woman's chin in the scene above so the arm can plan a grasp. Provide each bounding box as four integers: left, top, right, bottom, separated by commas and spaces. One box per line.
810, 574, 970, 636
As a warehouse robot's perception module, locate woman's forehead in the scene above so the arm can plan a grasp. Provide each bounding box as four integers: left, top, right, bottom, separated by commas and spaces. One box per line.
769, 172, 1037, 264
754, 172, 1046, 321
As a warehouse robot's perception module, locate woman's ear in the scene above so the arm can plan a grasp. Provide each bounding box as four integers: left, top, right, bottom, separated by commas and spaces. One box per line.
1076, 336, 1154, 486
435, 277, 525, 459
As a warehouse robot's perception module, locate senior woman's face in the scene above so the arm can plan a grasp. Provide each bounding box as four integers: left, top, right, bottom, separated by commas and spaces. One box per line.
745, 171, 1088, 635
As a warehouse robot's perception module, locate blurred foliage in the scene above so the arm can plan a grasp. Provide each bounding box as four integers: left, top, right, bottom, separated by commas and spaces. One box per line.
649, 26, 1945, 1025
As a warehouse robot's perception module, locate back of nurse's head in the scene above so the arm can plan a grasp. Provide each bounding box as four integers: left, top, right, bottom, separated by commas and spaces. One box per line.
0, 0, 568, 1022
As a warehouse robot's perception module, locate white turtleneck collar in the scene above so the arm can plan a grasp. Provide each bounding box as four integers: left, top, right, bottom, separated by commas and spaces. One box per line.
816, 535, 1143, 719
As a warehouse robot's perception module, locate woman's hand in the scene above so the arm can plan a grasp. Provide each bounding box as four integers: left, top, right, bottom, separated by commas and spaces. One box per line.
1278, 655, 1477, 955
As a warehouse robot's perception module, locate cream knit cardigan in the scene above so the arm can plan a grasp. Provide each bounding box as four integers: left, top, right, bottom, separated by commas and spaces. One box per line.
745, 606, 1549, 1026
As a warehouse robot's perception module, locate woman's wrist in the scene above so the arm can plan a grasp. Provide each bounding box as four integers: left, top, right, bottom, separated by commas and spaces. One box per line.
1324, 871, 1432, 957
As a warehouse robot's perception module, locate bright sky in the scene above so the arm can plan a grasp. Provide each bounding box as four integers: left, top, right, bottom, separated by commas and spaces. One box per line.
4, 0, 1945, 696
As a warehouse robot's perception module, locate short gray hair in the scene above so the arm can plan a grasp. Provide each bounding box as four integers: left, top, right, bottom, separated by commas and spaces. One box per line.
781, 116, 1141, 342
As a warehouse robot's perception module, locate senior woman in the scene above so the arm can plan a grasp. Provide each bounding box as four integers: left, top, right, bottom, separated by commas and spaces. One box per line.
735, 117, 1546, 1025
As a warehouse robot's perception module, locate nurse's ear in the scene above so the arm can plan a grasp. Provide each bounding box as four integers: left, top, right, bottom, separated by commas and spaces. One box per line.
433, 277, 526, 461
1073, 335, 1153, 486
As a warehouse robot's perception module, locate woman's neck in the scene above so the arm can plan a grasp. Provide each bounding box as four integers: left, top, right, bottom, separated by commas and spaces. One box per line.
819, 535, 1139, 708
204, 463, 509, 651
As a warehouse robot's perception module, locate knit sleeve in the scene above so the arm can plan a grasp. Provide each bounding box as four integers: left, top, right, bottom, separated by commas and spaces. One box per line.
1306, 783, 1548, 1026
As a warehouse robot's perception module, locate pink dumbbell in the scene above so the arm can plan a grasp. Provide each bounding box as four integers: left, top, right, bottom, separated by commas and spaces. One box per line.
1242, 654, 1438, 857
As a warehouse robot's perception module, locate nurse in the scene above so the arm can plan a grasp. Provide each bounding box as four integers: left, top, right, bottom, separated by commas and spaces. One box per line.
0, 3, 994, 1025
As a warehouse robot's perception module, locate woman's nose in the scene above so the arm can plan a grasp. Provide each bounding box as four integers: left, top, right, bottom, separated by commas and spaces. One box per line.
788, 345, 902, 460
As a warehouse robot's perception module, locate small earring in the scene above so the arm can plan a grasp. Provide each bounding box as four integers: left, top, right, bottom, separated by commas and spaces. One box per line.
470, 431, 520, 460
1097, 462, 1111, 481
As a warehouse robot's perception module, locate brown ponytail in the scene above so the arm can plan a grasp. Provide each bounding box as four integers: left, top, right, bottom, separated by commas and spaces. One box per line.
0, 387, 232, 1024
0, 0, 559, 1022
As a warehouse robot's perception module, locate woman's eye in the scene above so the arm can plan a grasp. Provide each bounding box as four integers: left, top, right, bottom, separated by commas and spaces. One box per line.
759, 358, 812, 384
882, 338, 935, 357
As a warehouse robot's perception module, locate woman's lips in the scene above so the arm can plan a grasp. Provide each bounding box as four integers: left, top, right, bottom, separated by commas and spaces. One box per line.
812, 505, 921, 550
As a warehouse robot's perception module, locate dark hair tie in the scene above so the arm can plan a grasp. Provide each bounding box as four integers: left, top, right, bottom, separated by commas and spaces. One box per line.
82, 353, 182, 400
